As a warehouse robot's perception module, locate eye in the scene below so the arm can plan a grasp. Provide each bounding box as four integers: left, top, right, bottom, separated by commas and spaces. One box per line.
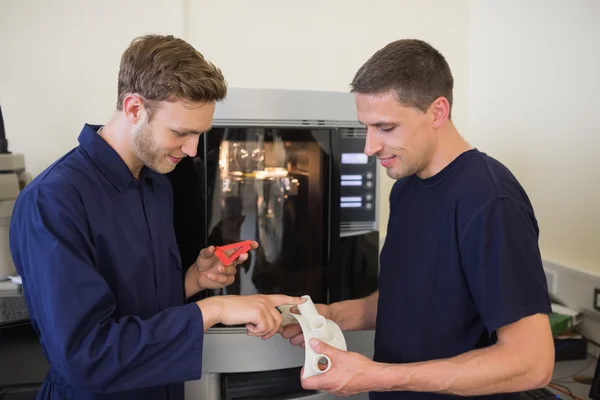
172, 130, 187, 137
379, 126, 395, 133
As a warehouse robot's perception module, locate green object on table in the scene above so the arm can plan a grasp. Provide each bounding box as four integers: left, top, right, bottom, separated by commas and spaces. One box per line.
549, 312, 572, 336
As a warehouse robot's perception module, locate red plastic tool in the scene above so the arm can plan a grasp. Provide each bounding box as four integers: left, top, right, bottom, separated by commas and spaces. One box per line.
214, 240, 253, 265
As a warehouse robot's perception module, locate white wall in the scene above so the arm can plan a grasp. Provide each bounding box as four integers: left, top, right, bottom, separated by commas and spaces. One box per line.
0, 0, 471, 239
469, 0, 600, 274
0, 0, 185, 177
1, 0, 598, 295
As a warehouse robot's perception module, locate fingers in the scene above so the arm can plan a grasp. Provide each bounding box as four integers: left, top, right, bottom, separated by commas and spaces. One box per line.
248, 310, 277, 339
199, 246, 215, 259
216, 264, 237, 276
206, 272, 234, 286
229, 243, 256, 264
281, 321, 306, 347
266, 294, 307, 307
222, 294, 302, 339
309, 338, 338, 358
262, 311, 283, 340
263, 302, 283, 339
290, 333, 306, 347
235, 253, 248, 263
244, 297, 286, 340
205, 264, 237, 283
253, 308, 275, 339
238, 241, 258, 261
281, 324, 302, 339
207, 268, 234, 280
281, 324, 304, 346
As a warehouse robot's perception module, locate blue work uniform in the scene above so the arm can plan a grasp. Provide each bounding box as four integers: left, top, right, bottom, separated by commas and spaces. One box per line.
9, 124, 204, 399
373, 149, 551, 399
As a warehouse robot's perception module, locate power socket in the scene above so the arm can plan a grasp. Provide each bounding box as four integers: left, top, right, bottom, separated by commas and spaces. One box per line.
594, 288, 600, 312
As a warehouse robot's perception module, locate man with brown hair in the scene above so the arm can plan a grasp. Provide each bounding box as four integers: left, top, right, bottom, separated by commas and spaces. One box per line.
9, 34, 303, 400
282, 39, 554, 399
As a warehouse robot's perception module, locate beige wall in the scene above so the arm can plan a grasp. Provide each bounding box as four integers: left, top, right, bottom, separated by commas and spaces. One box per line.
469, 0, 600, 274
0, 0, 471, 241
2, 0, 597, 276
0, 0, 185, 176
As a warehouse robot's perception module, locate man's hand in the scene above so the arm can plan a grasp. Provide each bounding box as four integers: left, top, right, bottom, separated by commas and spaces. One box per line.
185, 242, 259, 298
301, 338, 381, 396
198, 294, 306, 339
281, 303, 333, 348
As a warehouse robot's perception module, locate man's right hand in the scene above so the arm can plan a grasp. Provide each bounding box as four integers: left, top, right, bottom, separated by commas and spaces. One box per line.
197, 294, 305, 340
281, 303, 334, 348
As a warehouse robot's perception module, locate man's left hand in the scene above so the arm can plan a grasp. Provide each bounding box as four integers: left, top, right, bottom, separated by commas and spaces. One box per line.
186, 241, 259, 296
301, 338, 381, 396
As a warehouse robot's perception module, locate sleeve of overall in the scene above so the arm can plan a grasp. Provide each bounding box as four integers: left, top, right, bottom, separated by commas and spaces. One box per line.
458, 196, 552, 335
9, 182, 205, 393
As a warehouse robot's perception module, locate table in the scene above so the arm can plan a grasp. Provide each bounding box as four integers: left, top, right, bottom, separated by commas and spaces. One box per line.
549, 355, 598, 399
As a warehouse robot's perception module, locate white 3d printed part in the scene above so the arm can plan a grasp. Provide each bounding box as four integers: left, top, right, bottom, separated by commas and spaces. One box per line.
280, 295, 347, 379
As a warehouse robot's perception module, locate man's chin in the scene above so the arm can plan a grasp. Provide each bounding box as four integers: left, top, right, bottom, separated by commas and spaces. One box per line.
386, 167, 409, 180
146, 163, 176, 175
160, 165, 177, 174
386, 169, 401, 180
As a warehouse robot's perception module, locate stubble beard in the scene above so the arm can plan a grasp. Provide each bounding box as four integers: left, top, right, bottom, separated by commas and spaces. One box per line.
132, 121, 171, 174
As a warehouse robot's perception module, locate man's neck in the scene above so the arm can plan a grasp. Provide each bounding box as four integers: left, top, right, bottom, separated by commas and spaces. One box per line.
417, 122, 473, 179
98, 114, 144, 179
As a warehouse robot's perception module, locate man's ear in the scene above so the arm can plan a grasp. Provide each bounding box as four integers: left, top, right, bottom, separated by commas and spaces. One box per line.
430, 96, 450, 129
122, 94, 145, 125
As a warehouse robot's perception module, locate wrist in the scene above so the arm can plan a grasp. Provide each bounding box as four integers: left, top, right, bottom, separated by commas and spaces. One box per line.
185, 265, 201, 298
196, 297, 223, 331
328, 300, 356, 330
329, 302, 343, 328
372, 362, 406, 392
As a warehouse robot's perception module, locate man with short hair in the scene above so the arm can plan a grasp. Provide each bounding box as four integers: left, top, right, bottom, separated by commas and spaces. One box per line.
282, 39, 554, 399
10, 34, 303, 400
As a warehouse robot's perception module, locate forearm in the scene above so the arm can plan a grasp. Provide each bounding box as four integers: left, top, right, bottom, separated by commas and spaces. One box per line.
330, 291, 378, 331
372, 342, 552, 396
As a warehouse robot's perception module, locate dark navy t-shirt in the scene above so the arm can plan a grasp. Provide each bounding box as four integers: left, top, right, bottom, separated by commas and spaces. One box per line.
371, 149, 551, 400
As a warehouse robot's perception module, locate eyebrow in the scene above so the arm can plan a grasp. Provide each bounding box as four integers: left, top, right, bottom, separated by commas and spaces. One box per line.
172, 128, 207, 135
358, 121, 398, 127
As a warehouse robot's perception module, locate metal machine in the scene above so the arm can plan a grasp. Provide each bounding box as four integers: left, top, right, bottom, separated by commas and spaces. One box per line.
167, 88, 380, 400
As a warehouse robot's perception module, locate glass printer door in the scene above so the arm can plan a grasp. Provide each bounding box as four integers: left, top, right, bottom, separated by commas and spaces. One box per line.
201, 127, 330, 303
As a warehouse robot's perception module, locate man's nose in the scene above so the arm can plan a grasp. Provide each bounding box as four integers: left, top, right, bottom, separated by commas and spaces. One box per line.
363, 129, 383, 157
182, 135, 199, 158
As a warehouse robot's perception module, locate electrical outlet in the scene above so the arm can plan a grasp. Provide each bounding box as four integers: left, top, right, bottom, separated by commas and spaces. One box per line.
594, 288, 600, 312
